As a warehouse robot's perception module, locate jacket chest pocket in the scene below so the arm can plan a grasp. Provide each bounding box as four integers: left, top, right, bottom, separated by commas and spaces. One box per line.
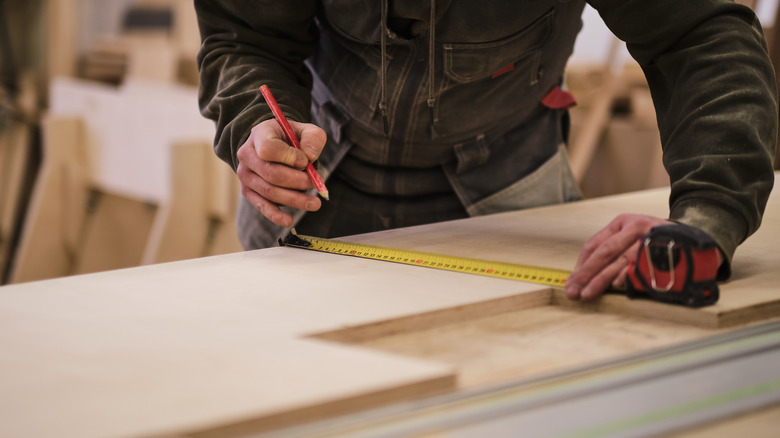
442, 8, 555, 85
310, 27, 385, 121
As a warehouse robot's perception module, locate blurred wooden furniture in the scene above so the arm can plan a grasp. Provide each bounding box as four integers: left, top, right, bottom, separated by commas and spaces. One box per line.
8, 78, 241, 283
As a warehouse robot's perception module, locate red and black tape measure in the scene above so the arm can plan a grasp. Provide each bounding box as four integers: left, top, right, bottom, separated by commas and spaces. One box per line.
625, 224, 721, 308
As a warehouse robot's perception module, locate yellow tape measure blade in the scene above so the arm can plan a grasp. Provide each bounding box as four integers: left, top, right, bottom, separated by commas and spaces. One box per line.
282, 233, 570, 288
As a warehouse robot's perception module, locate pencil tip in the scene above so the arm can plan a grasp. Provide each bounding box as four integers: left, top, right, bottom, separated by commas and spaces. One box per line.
320, 191, 330, 201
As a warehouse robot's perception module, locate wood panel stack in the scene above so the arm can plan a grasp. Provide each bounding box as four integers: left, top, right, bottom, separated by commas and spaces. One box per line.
7, 76, 243, 284
2, 0, 241, 284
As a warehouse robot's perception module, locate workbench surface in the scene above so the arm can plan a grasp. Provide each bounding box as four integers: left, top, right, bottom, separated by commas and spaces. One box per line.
2, 182, 779, 437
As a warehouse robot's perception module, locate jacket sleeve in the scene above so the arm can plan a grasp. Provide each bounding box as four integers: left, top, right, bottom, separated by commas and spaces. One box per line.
588, 0, 778, 274
194, 1, 319, 170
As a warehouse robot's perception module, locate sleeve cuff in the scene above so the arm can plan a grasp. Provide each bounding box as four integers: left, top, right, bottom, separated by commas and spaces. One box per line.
669, 199, 748, 280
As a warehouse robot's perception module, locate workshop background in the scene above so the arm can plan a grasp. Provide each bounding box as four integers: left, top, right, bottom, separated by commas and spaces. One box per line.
1, 0, 778, 285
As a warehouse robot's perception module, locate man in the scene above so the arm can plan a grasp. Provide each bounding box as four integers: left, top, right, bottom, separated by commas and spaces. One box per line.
194, 1, 777, 302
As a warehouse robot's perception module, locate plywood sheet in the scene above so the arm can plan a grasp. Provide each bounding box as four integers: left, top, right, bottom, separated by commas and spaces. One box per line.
0, 246, 542, 437
1, 179, 779, 437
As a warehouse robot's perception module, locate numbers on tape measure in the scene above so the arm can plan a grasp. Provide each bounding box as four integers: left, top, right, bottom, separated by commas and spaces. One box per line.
284, 234, 569, 288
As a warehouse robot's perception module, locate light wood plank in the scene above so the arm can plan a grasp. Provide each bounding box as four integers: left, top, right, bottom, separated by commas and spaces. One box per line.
8, 116, 89, 283
0, 119, 32, 281
75, 191, 157, 274
142, 140, 241, 264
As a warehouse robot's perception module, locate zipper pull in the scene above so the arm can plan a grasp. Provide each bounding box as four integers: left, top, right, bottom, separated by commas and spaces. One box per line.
379, 102, 389, 134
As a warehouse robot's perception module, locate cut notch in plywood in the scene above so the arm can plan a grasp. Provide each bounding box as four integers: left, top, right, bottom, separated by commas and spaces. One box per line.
307, 290, 752, 388
311, 289, 554, 344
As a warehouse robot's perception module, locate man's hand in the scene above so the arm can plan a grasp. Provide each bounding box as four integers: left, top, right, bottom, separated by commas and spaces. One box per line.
236, 119, 328, 227
566, 214, 673, 301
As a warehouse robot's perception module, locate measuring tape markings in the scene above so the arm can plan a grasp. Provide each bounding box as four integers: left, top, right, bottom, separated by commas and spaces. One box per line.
282, 233, 571, 288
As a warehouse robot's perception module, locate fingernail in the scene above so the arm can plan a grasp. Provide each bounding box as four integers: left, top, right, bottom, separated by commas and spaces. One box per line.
581, 286, 600, 301
565, 284, 580, 300
305, 199, 318, 211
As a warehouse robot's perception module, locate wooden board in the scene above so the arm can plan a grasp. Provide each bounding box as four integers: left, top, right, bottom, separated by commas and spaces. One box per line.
74, 191, 158, 274
8, 116, 89, 283
1, 180, 779, 437
142, 141, 242, 265
0, 118, 33, 281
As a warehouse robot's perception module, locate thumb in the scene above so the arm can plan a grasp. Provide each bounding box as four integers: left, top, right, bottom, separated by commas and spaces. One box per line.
291, 121, 328, 162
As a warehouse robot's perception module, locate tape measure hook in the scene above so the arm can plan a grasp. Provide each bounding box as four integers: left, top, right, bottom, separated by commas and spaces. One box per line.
279, 229, 313, 248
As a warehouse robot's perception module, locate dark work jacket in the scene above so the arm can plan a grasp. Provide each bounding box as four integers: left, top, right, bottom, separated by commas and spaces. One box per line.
195, 0, 777, 275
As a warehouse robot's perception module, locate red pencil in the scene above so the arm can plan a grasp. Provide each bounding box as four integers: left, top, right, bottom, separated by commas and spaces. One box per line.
259, 85, 330, 200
